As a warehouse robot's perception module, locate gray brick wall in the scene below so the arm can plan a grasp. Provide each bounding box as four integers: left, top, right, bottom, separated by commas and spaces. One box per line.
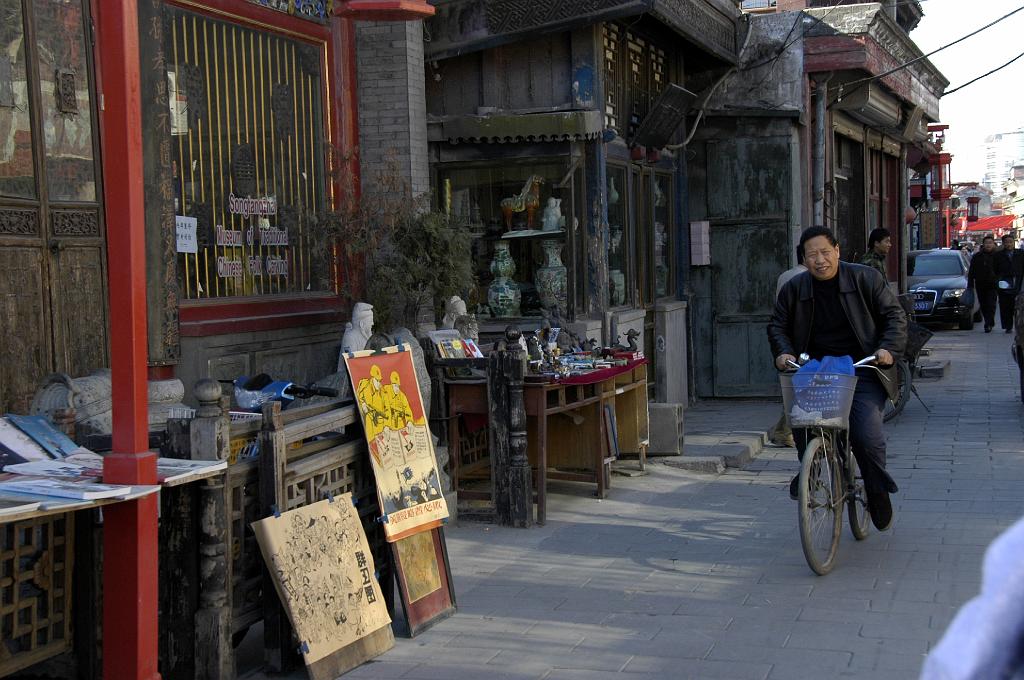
355, 20, 430, 197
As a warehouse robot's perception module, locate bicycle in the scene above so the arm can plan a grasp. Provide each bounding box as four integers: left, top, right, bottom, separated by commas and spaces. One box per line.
780, 356, 883, 575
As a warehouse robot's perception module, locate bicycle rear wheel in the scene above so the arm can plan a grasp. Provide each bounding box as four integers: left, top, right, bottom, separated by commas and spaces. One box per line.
882, 360, 912, 422
846, 452, 870, 541
798, 437, 842, 575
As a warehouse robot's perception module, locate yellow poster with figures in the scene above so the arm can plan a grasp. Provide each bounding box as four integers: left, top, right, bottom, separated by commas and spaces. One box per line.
343, 344, 449, 541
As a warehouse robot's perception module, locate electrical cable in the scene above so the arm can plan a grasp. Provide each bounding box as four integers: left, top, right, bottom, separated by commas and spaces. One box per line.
943, 49, 1024, 95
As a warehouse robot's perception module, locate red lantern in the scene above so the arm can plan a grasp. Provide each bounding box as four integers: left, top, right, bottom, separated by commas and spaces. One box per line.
334, 0, 435, 20
966, 195, 980, 222
929, 152, 952, 201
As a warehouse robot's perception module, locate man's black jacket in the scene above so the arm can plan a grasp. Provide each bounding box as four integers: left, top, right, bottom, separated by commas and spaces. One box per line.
968, 250, 998, 290
768, 262, 908, 402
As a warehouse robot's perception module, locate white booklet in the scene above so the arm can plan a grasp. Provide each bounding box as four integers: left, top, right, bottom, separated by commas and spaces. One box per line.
0, 496, 43, 516
0, 477, 133, 500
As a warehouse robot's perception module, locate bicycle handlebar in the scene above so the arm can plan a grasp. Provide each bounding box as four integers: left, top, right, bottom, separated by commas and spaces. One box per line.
283, 384, 340, 399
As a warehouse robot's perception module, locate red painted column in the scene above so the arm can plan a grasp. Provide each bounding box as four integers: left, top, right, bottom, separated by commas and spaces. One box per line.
94, 1, 160, 679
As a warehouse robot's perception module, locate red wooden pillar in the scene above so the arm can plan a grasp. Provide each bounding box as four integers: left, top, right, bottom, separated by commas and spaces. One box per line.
94, 1, 160, 679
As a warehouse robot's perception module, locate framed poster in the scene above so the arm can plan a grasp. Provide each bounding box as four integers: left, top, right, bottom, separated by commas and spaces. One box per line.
391, 527, 456, 637
343, 344, 450, 541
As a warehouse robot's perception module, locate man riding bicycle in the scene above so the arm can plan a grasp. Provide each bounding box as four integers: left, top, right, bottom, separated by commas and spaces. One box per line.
768, 226, 908, 531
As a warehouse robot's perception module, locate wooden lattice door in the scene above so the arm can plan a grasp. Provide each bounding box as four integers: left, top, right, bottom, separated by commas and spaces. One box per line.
0, 0, 108, 414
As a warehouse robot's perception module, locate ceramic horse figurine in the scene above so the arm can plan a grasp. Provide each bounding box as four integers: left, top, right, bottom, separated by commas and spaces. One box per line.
500, 175, 544, 229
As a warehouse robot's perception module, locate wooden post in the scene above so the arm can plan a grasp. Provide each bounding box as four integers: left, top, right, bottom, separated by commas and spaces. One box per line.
258, 401, 297, 671
489, 328, 533, 528
195, 473, 233, 680
487, 338, 510, 522
95, 1, 160, 677
505, 329, 533, 528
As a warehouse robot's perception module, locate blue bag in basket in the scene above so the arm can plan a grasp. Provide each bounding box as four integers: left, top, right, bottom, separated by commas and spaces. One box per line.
790, 355, 856, 425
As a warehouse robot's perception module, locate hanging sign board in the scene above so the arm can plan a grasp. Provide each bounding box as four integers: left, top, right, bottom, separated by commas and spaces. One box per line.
630, 83, 697, 149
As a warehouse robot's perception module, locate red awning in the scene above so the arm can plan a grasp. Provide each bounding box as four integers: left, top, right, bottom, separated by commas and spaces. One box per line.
964, 214, 1015, 232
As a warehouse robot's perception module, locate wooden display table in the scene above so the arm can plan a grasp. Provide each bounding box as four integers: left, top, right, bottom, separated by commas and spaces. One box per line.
447, 360, 649, 524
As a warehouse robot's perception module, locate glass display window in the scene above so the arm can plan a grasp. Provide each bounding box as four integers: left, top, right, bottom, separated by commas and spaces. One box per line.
437, 159, 580, 320
166, 5, 332, 300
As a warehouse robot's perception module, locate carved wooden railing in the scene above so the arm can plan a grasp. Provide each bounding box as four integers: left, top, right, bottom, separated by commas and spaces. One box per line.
181, 380, 386, 678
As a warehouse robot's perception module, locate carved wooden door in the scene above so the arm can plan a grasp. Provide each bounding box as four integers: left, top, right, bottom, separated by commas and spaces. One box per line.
0, 0, 108, 414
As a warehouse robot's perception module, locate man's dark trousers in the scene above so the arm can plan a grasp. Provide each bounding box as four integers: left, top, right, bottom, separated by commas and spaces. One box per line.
998, 291, 1017, 330
978, 286, 997, 329
793, 374, 895, 494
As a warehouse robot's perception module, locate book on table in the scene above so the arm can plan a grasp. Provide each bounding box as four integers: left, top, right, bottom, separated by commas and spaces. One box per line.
0, 474, 134, 500
7, 453, 227, 485
0, 496, 43, 517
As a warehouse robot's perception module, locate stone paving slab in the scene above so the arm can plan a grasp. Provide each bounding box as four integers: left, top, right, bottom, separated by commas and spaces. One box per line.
242, 328, 1024, 679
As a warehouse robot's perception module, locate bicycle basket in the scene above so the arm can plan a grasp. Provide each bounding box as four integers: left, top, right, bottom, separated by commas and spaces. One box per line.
904, 322, 933, 362
779, 372, 859, 429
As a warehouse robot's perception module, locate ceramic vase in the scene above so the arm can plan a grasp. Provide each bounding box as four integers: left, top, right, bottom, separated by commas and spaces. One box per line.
488, 241, 521, 317
535, 239, 568, 311
609, 269, 626, 306
608, 177, 620, 206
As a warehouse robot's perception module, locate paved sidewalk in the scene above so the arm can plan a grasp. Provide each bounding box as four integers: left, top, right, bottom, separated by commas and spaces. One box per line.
246, 327, 1024, 680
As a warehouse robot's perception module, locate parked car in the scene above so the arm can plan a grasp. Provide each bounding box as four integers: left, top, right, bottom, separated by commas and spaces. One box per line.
907, 249, 979, 330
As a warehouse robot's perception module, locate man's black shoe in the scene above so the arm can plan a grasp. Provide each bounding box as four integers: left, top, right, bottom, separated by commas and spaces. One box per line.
985, 326, 993, 333
1006, 328, 1013, 334
867, 490, 893, 531
789, 475, 799, 500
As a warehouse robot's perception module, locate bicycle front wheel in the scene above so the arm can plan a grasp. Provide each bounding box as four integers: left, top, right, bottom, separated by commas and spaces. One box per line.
798, 437, 843, 575
846, 452, 870, 541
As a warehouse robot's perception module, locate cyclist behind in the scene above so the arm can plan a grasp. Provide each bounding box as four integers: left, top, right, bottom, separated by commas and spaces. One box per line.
768, 226, 908, 531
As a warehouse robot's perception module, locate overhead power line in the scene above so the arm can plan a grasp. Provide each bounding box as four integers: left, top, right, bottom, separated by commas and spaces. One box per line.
944, 49, 1024, 95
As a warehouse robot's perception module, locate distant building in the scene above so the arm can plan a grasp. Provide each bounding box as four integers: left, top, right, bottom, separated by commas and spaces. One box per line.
982, 129, 1024, 192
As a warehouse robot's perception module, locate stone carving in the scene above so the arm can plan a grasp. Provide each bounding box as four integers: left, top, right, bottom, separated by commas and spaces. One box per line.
52, 210, 99, 237
339, 302, 374, 360
0, 208, 38, 235
29, 370, 188, 437
487, 241, 521, 317
441, 296, 467, 329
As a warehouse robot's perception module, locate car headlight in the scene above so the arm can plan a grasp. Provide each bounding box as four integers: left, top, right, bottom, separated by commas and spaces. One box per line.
942, 288, 966, 300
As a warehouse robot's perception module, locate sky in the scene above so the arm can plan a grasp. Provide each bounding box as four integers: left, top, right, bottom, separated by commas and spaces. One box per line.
911, 0, 1024, 183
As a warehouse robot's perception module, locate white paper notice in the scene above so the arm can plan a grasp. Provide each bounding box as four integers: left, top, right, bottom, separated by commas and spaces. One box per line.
176, 215, 198, 253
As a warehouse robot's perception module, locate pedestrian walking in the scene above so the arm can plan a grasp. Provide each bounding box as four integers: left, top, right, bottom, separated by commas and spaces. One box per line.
860, 228, 891, 279
769, 226, 907, 530
968, 236, 999, 333
995, 234, 1024, 333
768, 246, 806, 448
